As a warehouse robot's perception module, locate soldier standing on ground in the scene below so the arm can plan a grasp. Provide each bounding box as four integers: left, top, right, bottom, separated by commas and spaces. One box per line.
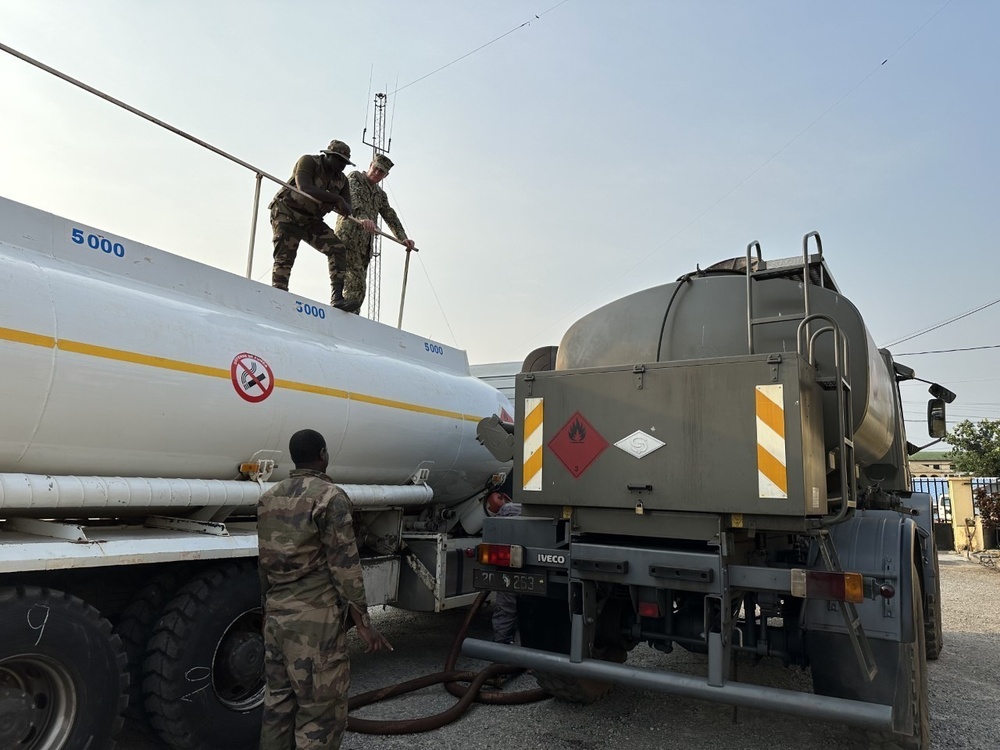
269, 140, 363, 313
335, 153, 416, 314
257, 428, 392, 750
486, 491, 522, 644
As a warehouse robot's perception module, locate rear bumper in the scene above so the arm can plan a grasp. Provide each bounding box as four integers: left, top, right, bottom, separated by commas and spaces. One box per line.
462, 638, 894, 731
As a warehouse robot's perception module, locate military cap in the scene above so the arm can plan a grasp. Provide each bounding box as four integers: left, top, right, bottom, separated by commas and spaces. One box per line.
372, 153, 394, 172
322, 140, 355, 165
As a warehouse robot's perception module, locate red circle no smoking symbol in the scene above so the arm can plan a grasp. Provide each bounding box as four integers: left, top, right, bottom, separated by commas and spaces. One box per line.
231, 353, 274, 403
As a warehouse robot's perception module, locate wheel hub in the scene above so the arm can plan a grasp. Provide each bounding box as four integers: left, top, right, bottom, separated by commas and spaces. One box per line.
217, 631, 264, 685
0, 685, 39, 744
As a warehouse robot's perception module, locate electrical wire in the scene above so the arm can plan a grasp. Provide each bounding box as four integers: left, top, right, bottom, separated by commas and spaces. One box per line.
496, 0, 957, 359
895, 344, 1000, 356
388, 75, 400, 140
384, 182, 459, 346
390, 0, 573, 96
882, 297, 1000, 347
363, 64, 374, 135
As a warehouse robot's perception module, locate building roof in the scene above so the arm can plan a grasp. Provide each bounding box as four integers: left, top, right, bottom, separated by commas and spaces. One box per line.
910, 451, 951, 461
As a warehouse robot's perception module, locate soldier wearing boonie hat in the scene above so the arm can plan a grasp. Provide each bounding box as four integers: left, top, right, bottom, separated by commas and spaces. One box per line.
371, 153, 394, 172
268, 139, 364, 312
335, 153, 417, 315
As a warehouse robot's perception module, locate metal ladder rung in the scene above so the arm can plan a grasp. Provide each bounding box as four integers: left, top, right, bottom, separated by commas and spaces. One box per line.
750, 313, 806, 327
817, 533, 878, 681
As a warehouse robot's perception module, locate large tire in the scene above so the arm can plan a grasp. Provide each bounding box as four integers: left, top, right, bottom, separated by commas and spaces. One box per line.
143, 562, 264, 750
923, 546, 944, 661
0, 586, 127, 750
113, 567, 189, 731
518, 594, 621, 705
810, 560, 930, 749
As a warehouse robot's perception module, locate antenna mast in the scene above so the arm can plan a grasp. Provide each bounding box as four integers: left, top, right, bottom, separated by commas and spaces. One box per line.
361, 92, 390, 321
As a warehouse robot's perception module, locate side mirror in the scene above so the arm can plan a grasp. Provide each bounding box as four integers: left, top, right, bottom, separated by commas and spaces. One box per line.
928, 383, 957, 404
927, 398, 947, 438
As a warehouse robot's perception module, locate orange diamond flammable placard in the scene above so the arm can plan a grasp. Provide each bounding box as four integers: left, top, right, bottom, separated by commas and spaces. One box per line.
548, 411, 608, 479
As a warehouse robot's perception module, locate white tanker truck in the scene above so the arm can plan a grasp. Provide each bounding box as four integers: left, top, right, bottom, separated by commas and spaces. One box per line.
468, 235, 952, 749
0, 195, 513, 750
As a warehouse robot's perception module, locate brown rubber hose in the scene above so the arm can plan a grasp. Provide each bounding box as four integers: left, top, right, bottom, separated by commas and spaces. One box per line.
346, 592, 549, 734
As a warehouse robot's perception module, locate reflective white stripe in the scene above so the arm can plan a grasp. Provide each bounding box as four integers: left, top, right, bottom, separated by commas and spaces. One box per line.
755, 418, 786, 464
522, 397, 543, 491
755, 384, 788, 499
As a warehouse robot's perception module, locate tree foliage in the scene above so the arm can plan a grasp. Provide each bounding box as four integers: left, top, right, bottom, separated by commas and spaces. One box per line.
946, 419, 1000, 477
975, 488, 1000, 531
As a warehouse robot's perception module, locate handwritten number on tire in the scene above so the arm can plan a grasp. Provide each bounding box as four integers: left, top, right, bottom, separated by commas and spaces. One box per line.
27, 603, 50, 646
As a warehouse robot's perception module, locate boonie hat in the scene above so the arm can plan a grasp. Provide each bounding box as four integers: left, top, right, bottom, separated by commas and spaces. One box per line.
372, 153, 394, 172
322, 140, 355, 165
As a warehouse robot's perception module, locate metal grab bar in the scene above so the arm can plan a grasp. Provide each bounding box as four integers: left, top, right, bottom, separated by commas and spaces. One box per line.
796, 313, 856, 527
0, 42, 411, 282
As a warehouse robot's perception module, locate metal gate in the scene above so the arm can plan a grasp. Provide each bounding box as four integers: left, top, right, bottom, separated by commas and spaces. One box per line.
911, 477, 954, 551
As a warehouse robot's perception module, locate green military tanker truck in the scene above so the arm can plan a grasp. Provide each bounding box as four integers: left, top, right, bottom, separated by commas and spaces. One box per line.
467, 233, 950, 749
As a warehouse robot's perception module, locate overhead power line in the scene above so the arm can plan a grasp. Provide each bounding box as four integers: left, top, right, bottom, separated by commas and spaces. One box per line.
896, 344, 1000, 356
882, 296, 1000, 348
497, 0, 955, 360
391, 0, 572, 96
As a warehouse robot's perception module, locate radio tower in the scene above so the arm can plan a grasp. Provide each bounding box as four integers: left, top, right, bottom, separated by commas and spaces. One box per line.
362, 92, 390, 321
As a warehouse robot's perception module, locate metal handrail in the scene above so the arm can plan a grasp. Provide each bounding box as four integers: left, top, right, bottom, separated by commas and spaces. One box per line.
796, 313, 856, 527
0, 41, 412, 286
745, 240, 762, 353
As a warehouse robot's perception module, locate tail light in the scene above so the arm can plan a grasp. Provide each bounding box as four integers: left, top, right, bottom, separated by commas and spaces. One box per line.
477, 543, 524, 569
790, 569, 864, 603
637, 601, 661, 618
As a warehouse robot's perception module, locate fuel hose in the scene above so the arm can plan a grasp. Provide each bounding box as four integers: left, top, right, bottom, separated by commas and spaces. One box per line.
347, 592, 549, 734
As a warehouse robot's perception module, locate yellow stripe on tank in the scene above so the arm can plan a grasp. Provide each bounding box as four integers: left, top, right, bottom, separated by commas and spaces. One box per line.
0, 326, 480, 423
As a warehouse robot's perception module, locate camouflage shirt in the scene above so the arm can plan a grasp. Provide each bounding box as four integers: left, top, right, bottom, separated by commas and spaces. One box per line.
257, 468, 367, 615
269, 154, 352, 220
335, 170, 407, 244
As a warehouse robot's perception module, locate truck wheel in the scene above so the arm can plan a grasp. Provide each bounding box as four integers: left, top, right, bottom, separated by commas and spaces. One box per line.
0, 587, 127, 750
518, 595, 623, 705
923, 547, 943, 661
113, 567, 189, 731
809, 560, 930, 749
142, 562, 264, 750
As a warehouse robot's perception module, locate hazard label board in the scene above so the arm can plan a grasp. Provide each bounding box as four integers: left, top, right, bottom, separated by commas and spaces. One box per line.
231, 352, 274, 403
548, 411, 608, 479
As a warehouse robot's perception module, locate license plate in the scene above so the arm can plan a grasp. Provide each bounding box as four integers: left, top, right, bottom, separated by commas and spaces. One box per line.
473, 568, 547, 596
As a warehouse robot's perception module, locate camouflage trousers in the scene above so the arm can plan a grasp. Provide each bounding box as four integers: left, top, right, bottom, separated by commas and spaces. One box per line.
270, 207, 347, 304
260, 606, 350, 750
492, 593, 518, 644
341, 233, 373, 315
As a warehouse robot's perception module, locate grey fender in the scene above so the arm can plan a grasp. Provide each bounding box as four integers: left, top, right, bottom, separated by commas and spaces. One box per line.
804, 510, 920, 644
903, 493, 940, 609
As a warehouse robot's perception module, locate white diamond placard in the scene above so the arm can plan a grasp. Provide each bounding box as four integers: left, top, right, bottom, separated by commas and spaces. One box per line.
614, 430, 665, 459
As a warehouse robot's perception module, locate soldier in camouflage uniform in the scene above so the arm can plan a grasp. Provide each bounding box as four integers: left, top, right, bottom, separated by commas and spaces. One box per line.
335, 153, 416, 314
257, 428, 392, 750
487, 491, 522, 644
269, 140, 364, 313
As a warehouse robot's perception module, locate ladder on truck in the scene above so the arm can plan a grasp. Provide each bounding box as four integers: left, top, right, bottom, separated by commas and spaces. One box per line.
743, 232, 877, 682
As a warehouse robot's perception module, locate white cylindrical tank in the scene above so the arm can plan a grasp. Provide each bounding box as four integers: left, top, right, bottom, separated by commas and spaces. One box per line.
0, 197, 511, 515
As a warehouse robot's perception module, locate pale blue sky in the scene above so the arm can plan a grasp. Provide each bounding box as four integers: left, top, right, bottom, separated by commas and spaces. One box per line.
1, 1, 996, 446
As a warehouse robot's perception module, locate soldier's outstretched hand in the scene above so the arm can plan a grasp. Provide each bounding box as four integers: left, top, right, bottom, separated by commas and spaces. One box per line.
358, 623, 393, 653
361, 219, 377, 233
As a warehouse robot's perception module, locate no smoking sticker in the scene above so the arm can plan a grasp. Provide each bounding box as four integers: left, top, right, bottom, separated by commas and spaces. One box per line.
231, 353, 274, 403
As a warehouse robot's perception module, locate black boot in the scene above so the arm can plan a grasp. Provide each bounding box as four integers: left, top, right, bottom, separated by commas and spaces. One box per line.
332, 279, 361, 313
